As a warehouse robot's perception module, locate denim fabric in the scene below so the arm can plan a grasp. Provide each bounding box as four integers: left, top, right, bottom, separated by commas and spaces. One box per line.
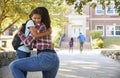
16, 49, 31, 59
9, 52, 59, 78
16, 49, 31, 77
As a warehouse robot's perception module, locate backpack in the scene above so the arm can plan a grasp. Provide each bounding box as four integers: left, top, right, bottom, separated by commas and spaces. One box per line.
12, 22, 27, 50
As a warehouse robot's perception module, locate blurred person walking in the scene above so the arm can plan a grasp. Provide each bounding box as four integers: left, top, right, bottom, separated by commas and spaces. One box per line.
69, 37, 74, 53
77, 33, 85, 53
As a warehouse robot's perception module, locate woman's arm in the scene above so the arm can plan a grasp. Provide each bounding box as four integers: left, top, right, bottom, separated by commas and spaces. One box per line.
18, 28, 51, 46
29, 27, 51, 39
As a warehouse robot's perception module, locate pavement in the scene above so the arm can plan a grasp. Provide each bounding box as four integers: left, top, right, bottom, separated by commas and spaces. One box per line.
0, 49, 120, 78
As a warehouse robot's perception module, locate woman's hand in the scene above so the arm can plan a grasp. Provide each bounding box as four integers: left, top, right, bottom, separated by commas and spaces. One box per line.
30, 27, 52, 39
46, 28, 52, 34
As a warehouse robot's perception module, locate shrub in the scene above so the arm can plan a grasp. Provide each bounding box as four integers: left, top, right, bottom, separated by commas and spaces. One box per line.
92, 38, 104, 49
90, 30, 102, 39
90, 30, 104, 49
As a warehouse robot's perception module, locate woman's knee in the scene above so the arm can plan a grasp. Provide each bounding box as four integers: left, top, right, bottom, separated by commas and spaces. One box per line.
9, 61, 16, 70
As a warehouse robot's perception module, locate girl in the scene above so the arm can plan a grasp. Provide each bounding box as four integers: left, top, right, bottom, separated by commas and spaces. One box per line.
9, 7, 59, 78
69, 37, 74, 53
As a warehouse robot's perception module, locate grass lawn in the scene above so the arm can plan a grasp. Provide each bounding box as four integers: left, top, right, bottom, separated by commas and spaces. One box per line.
103, 37, 120, 49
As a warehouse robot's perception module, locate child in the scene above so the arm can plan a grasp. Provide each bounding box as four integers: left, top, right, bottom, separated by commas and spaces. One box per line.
69, 37, 74, 53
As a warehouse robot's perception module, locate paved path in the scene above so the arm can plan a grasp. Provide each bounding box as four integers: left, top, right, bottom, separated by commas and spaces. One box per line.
0, 49, 120, 78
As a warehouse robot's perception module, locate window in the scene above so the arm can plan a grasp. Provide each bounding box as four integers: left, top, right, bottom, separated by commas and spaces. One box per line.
106, 25, 120, 36
115, 26, 120, 35
106, 5, 118, 15
96, 25, 104, 36
95, 5, 104, 15
106, 26, 114, 36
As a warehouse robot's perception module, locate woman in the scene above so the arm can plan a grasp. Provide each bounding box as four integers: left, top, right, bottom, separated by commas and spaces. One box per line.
15, 18, 51, 78
9, 7, 59, 78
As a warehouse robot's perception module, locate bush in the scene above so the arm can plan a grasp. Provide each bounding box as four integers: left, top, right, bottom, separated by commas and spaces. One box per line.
90, 30, 104, 49
90, 30, 102, 39
92, 38, 104, 49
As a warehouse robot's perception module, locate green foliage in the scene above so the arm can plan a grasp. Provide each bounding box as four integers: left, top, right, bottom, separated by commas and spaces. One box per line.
65, 0, 120, 15
0, 0, 38, 34
92, 38, 104, 49
0, 27, 2, 33
90, 3, 97, 8
66, 0, 76, 5
90, 30, 102, 39
104, 37, 120, 48
90, 30, 103, 49
0, 0, 69, 48
114, 0, 120, 15
52, 37, 60, 48
0, 0, 69, 35
52, 28, 63, 48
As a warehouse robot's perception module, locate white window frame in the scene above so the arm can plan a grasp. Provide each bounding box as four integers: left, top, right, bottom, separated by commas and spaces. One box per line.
95, 5, 104, 15
115, 25, 120, 36
106, 25, 120, 37
106, 25, 114, 36
106, 5, 118, 15
96, 25, 104, 36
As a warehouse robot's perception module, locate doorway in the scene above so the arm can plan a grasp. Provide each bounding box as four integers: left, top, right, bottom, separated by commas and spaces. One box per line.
72, 25, 82, 37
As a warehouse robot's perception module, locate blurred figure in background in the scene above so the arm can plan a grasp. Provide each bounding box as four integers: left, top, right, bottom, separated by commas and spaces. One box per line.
77, 33, 85, 53
69, 37, 74, 53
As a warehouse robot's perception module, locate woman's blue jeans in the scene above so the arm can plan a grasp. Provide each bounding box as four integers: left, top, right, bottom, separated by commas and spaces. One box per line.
16, 49, 31, 59
16, 50, 31, 77
9, 52, 59, 78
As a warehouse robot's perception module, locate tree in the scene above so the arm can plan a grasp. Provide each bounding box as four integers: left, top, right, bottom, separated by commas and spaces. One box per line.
65, 0, 120, 15
0, 0, 69, 50
0, 0, 37, 35
0, 0, 69, 35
